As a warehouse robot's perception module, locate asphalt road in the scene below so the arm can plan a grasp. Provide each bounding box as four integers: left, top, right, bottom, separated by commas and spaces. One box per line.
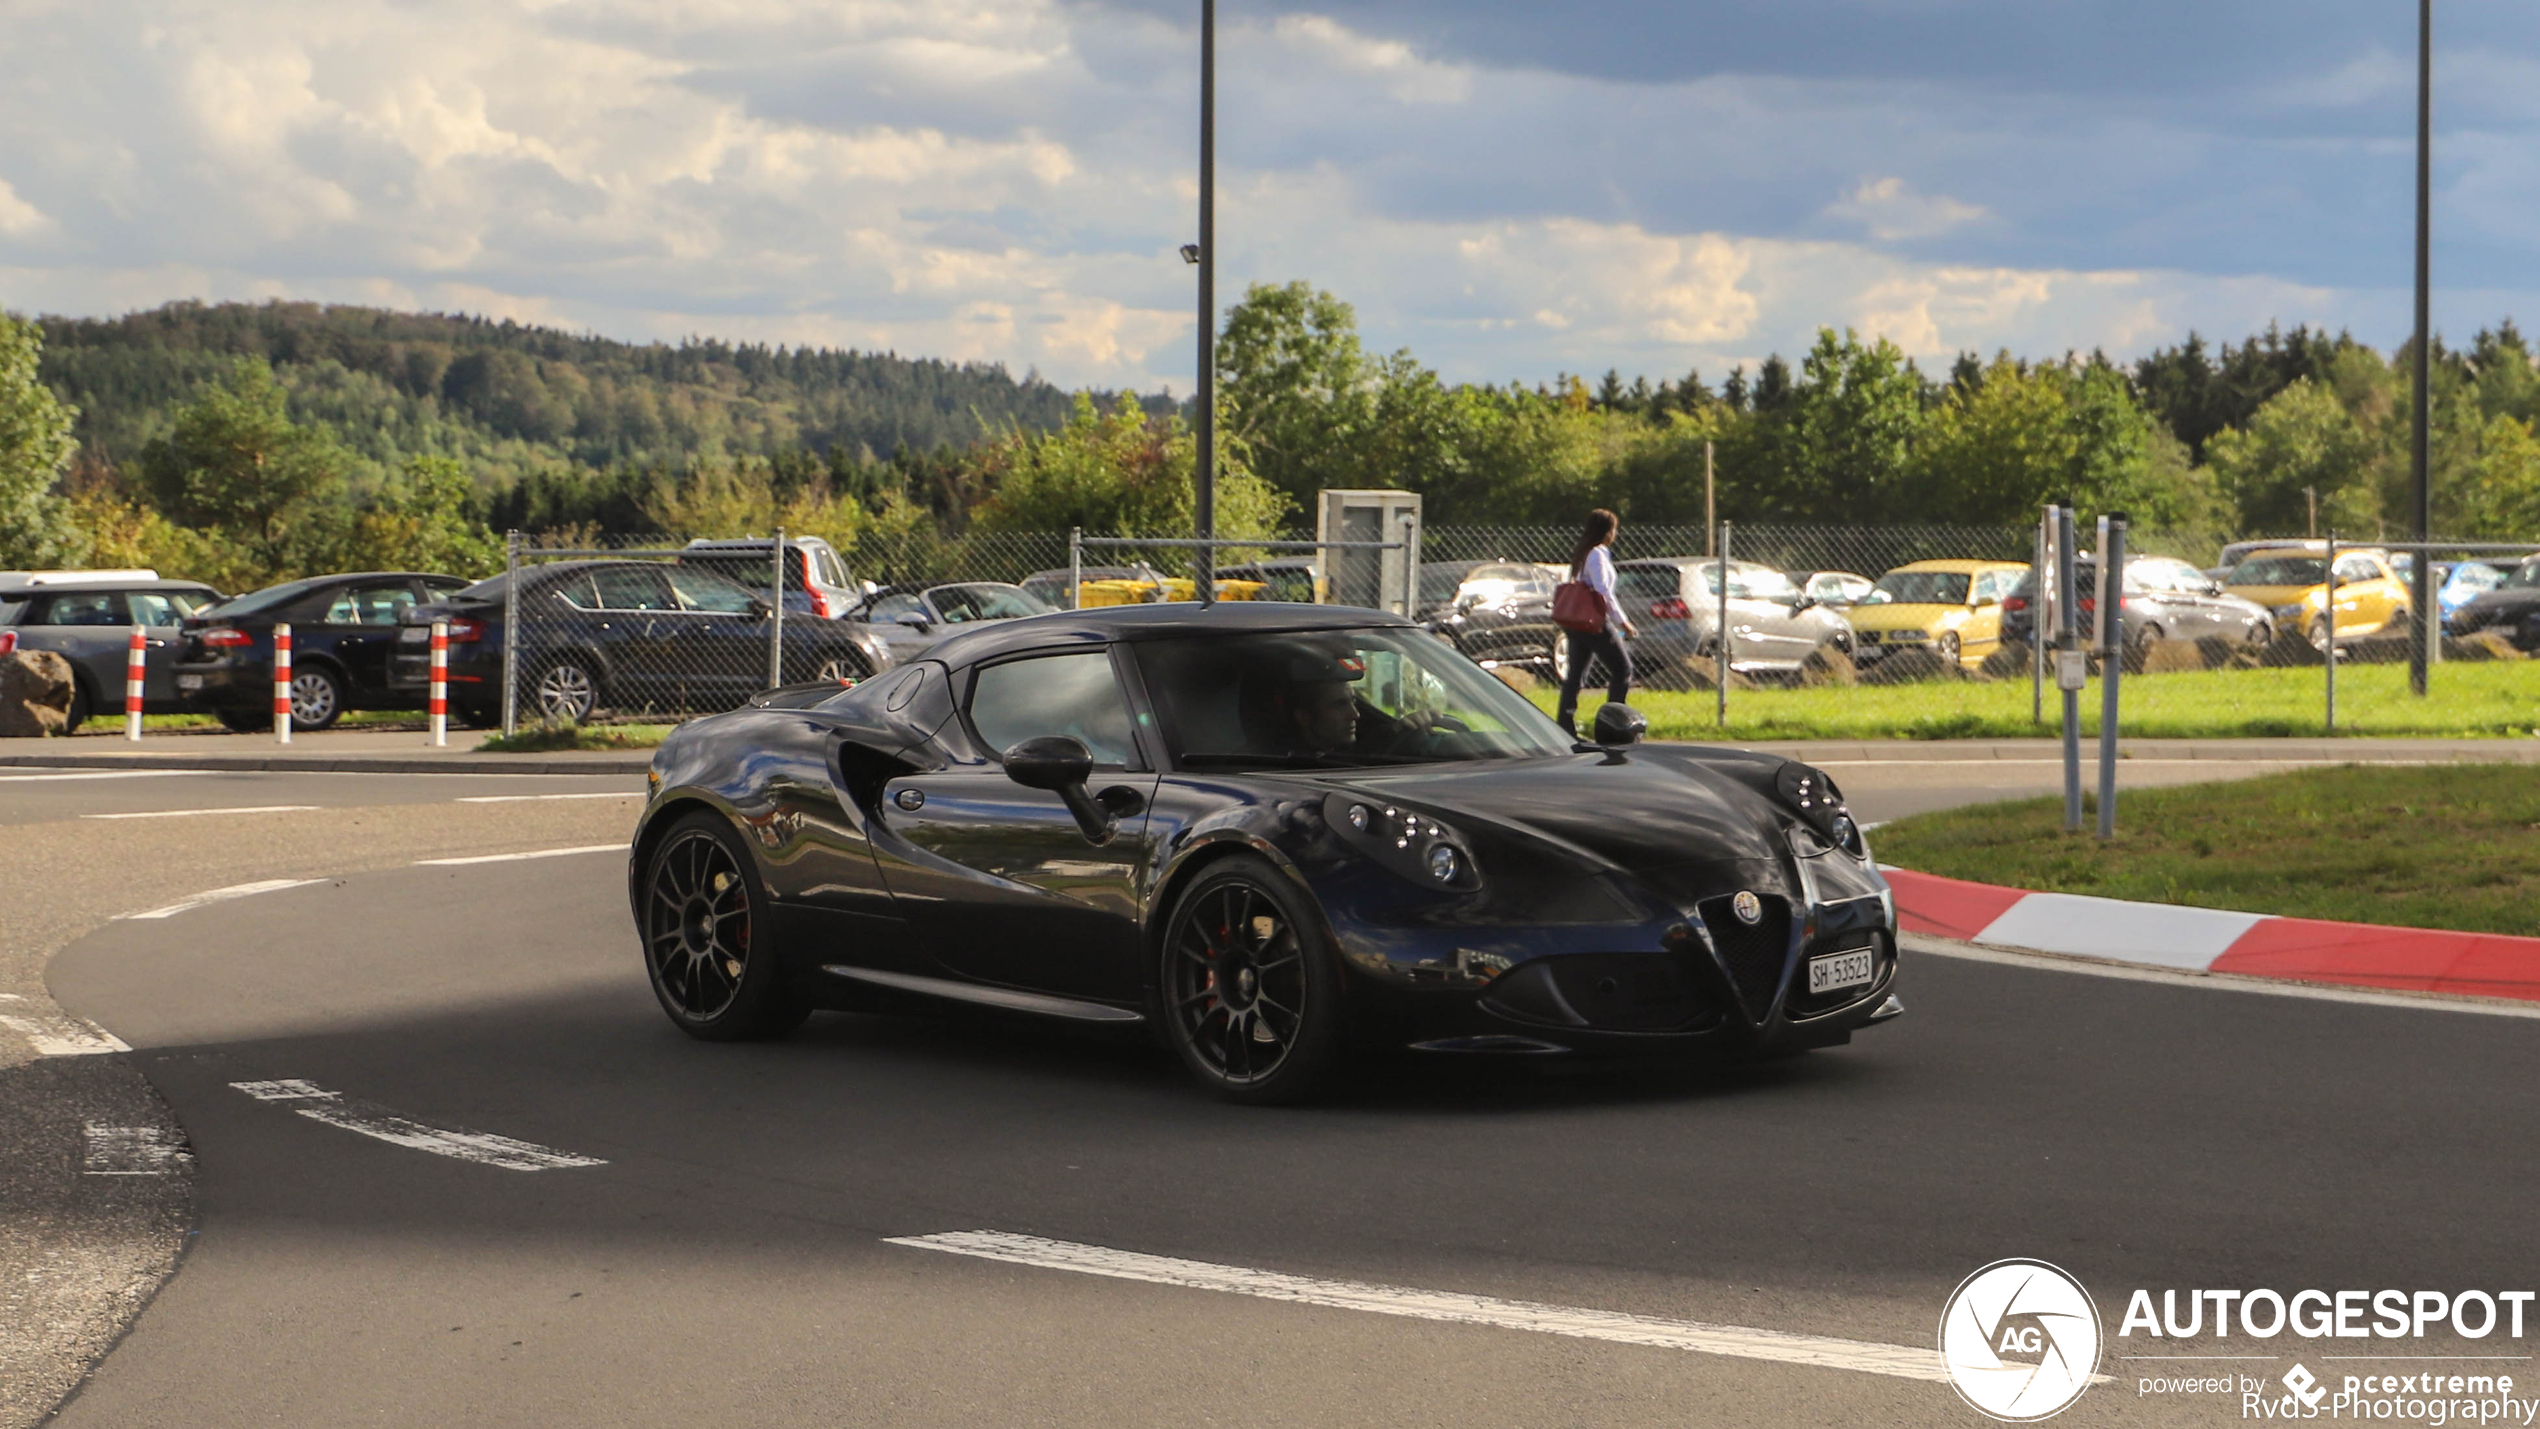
28, 756, 2540, 1427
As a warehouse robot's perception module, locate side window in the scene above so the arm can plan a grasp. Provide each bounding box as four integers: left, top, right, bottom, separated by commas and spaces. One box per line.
39, 591, 127, 626
815, 548, 848, 588
968, 652, 1138, 768
326, 584, 418, 626
2333, 557, 2378, 584
591, 567, 675, 611
1969, 572, 1996, 603
549, 572, 602, 611
667, 568, 760, 615
126, 593, 189, 626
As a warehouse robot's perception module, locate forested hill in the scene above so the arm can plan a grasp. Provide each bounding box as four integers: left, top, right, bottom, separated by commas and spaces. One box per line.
36, 300, 1100, 484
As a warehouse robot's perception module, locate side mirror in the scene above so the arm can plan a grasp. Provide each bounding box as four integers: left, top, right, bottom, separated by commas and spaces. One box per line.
1788, 594, 1814, 611
894, 613, 932, 632
1002, 735, 1115, 844
1591, 702, 1647, 747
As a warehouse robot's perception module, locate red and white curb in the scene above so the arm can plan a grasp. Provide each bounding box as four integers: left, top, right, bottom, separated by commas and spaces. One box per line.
1886, 867, 2540, 1004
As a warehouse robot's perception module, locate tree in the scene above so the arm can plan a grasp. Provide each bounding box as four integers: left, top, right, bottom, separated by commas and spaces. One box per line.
2457, 414, 2540, 539
969, 393, 1288, 541
137, 357, 352, 576
1215, 282, 1372, 506
0, 313, 75, 567
2203, 379, 2379, 534
1785, 329, 1926, 520
349, 456, 503, 577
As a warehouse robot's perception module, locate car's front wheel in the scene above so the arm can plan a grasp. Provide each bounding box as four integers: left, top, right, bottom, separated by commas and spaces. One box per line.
1935, 631, 1962, 668
289, 666, 345, 732
1159, 856, 1343, 1105
531, 656, 602, 722
641, 811, 809, 1041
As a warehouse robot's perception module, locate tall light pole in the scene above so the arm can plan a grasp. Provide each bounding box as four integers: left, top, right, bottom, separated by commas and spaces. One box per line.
1193, 0, 1218, 605
2408, 0, 2433, 695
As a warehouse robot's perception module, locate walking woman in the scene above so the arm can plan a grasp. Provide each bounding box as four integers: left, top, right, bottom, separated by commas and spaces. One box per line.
1554, 507, 1635, 737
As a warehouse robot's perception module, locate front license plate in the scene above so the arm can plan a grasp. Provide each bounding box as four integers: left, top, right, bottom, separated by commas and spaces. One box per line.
1807, 948, 1875, 995
176, 674, 203, 691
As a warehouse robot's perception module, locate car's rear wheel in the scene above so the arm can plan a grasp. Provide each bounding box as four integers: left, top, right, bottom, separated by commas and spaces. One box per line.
641, 812, 808, 1041
531, 656, 601, 722
1159, 856, 1343, 1105
288, 667, 344, 731
2308, 616, 2334, 654
806, 651, 868, 687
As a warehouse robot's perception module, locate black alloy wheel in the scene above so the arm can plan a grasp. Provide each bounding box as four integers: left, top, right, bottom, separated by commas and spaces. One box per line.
532, 656, 602, 722
640, 812, 808, 1040
288, 666, 345, 731
1159, 857, 1342, 1104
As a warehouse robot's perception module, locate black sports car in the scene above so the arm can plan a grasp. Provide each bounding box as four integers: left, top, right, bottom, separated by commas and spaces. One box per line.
628, 602, 1903, 1102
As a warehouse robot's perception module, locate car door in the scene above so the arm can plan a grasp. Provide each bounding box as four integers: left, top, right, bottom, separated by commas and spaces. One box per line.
2330, 555, 2385, 637
663, 566, 771, 704
584, 565, 680, 699
1962, 571, 2005, 657
121, 591, 202, 704
868, 648, 1160, 1002
1737, 567, 1816, 664
23, 589, 133, 708
316, 580, 424, 699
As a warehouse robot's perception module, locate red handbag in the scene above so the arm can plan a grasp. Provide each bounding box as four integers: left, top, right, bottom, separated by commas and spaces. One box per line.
1551, 580, 1606, 634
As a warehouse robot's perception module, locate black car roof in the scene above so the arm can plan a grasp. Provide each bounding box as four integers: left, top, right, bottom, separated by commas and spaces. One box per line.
923, 601, 1413, 666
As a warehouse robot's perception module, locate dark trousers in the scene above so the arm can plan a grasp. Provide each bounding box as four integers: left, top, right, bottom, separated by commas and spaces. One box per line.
1555, 629, 1632, 732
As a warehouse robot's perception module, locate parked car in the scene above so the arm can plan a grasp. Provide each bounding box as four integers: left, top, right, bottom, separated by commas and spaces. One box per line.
2001, 555, 2275, 656
1557, 557, 1854, 686
853, 581, 1056, 664
1789, 570, 1877, 608
0, 570, 225, 729
1423, 560, 1563, 671
2386, 554, 2512, 629
390, 560, 898, 725
2221, 548, 2410, 651
628, 600, 1900, 1100
2446, 557, 2540, 648
1844, 560, 2030, 671
677, 537, 869, 621
1213, 559, 1320, 603
2208, 538, 2318, 581
171, 572, 470, 731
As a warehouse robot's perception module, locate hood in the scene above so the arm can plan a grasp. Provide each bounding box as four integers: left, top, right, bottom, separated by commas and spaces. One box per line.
1847, 602, 1970, 631
2226, 583, 2324, 607
1307, 751, 1799, 913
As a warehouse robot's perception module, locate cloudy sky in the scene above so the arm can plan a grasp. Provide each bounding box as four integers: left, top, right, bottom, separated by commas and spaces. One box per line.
1, 0, 2534, 393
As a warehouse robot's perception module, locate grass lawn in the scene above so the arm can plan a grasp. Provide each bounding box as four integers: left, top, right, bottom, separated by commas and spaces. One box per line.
476, 721, 674, 752
1872, 763, 2540, 935
1524, 661, 2540, 742
76, 710, 426, 734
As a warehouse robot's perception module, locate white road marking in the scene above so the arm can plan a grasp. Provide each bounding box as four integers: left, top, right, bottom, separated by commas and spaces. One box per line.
885, 1231, 1963, 1384
0, 769, 213, 782
82, 1123, 190, 1175
82, 804, 318, 821
414, 844, 623, 866
453, 791, 642, 803
124, 878, 325, 920
0, 1013, 131, 1056
1903, 932, 2540, 1020
227, 1080, 605, 1171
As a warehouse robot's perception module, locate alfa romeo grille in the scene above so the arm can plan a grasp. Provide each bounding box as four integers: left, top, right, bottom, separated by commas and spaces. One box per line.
1700, 893, 1792, 1024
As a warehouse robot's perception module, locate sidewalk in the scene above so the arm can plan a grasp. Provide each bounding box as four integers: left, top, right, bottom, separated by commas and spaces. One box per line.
0, 728, 650, 775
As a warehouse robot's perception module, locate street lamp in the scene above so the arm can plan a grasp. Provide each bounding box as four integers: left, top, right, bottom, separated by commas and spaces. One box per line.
1192, 0, 1217, 606
2408, 0, 2432, 695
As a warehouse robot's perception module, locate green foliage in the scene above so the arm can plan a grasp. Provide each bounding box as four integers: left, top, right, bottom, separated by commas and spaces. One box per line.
2203, 378, 2380, 534
1215, 281, 1374, 506
0, 314, 75, 566
137, 358, 355, 579
969, 393, 1289, 542
349, 456, 504, 579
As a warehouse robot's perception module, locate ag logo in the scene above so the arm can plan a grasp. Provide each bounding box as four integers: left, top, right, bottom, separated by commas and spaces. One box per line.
1938, 1259, 2103, 1421
1731, 890, 1763, 925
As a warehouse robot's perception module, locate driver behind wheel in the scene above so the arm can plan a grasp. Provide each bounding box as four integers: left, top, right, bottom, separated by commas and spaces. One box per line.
1247, 641, 1437, 759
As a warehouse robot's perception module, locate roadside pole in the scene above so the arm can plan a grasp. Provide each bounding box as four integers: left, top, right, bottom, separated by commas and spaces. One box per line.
2031, 509, 2047, 726
2056, 505, 2082, 832
1716, 521, 1732, 729
2096, 513, 2127, 838
768, 527, 786, 689
124, 624, 145, 741
2325, 532, 2339, 734
501, 531, 520, 738
428, 621, 448, 748
1069, 527, 1083, 610
272, 623, 292, 745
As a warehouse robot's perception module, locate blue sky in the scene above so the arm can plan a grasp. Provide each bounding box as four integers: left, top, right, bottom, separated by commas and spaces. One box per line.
0, 0, 2531, 393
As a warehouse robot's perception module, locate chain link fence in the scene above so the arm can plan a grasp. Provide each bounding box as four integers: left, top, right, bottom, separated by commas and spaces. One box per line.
462, 520, 2538, 739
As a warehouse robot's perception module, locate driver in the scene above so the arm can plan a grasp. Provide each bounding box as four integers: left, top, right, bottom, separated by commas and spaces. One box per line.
1262, 644, 1365, 755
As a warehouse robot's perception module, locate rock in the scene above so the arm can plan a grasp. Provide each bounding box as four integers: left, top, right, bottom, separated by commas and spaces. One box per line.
1800, 644, 1858, 686
1489, 665, 1547, 694
0, 650, 75, 737
1976, 640, 2030, 681
2138, 639, 2209, 674
1858, 647, 1953, 685
1658, 654, 1754, 692
2445, 631, 2526, 662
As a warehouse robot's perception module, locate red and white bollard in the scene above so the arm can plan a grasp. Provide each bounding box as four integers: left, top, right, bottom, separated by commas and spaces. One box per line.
272, 622, 292, 745
428, 621, 448, 747
124, 624, 145, 742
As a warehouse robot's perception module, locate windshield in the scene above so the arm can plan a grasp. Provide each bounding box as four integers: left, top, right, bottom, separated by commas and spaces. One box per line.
1136, 627, 1574, 770
2506, 561, 2540, 591
1418, 563, 1478, 605
2229, 556, 2329, 586
203, 577, 329, 619
929, 583, 1051, 622
1866, 571, 1971, 605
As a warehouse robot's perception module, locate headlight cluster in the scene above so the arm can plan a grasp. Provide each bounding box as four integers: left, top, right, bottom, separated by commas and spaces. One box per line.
1323, 792, 1480, 890
1777, 762, 1866, 858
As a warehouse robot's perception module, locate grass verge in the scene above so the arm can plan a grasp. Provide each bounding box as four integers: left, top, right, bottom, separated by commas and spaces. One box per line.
1523, 661, 2540, 741
475, 721, 673, 753
1872, 762, 2540, 935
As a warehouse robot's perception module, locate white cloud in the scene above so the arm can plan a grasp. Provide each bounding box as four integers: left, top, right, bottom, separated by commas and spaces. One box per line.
1827, 177, 1989, 242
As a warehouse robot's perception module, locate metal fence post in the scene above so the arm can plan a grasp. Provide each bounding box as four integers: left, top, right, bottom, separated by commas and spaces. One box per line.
1070, 527, 1083, 610
769, 527, 786, 689
1716, 520, 1732, 729
1403, 512, 1422, 617
2325, 532, 2338, 734
2097, 513, 2126, 838
2057, 506, 2082, 832
2031, 510, 2048, 726
501, 530, 520, 737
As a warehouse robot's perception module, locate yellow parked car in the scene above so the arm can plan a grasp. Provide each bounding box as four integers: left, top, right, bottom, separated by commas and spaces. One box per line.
2221, 547, 2411, 651
1845, 559, 2031, 671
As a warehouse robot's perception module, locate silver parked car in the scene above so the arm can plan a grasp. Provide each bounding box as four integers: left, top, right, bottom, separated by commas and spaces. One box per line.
1550, 557, 1855, 688
0, 570, 226, 729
